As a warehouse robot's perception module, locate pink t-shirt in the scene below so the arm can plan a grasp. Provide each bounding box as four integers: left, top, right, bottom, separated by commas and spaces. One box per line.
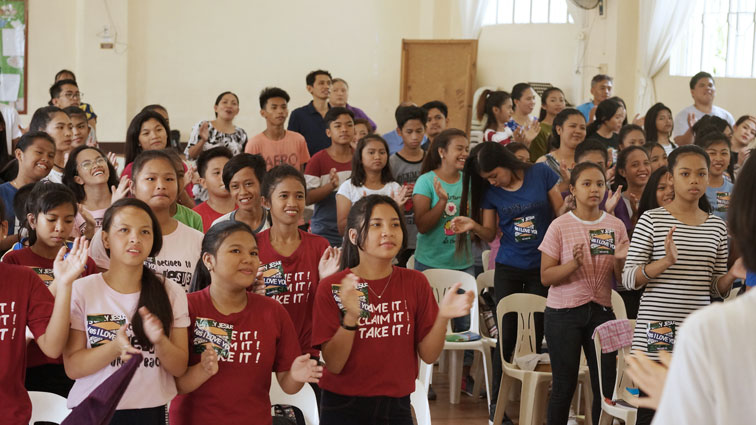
67, 273, 189, 409
538, 211, 629, 309
89, 221, 204, 292
244, 130, 310, 171
72, 207, 107, 238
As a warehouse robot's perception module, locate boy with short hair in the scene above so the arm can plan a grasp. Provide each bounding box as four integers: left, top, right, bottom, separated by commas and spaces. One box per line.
245, 87, 310, 172
389, 105, 427, 266
422, 100, 449, 147
211, 153, 270, 234
674, 72, 735, 146
63, 106, 91, 148
577, 74, 614, 122
193, 146, 236, 232
383, 103, 429, 154
304, 107, 355, 246
49, 79, 81, 109
288, 70, 333, 156
696, 131, 733, 221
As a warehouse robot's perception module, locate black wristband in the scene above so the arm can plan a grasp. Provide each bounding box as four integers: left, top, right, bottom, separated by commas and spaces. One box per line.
340, 315, 358, 331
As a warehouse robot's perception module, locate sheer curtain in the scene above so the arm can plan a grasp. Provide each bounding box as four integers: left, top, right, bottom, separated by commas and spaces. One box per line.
635, 0, 697, 114
458, 0, 491, 38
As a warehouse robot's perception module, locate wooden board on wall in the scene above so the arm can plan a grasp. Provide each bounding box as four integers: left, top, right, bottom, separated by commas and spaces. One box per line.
400, 39, 477, 135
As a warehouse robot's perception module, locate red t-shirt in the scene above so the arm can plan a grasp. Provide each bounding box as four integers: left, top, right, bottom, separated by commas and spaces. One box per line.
0, 263, 54, 425
312, 266, 439, 397
168, 287, 300, 425
2, 247, 98, 368
192, 201, 235, 232
256, 229, 329, 357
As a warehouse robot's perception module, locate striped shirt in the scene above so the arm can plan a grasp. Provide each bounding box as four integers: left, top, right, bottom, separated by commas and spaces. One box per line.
622, 207, 729, 360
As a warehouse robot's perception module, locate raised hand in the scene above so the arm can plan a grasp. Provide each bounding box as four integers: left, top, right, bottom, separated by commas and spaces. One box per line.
605, 185, 623, 214
558, 160, 572, 183
687, 112, 697, 129
200, 343, 219, 377
107, 152, 119, 168
664, 226, 678, 265
199, 121, 210, 142
433, 176, 448, 202
53, 236, 89, 285
111, 175, 132, 204
572, 243, 584, 268
328, 168, 340, 190
449, 216, 476, 234
626, 350, 672, 410
78, 206, 96, 239
114, 324, 140, 362
391, 185, 411, 207
558, 194, 576, 215
289, 353, 324, 383
138, 306, 166, 345
318, 247, 342, 280
438, 282, 473, 319
615, 239, 629, 260
606, 166, 616, 186
338, 273, 363, 321
632, 113, 645, 126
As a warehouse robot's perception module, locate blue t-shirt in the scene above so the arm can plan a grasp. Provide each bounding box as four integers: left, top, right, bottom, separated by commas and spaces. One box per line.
0, 181, 18, 234
576, 101, 594, 122
481, 163, 559, 269
705, 179, 734, 222
746, 271, 756, 287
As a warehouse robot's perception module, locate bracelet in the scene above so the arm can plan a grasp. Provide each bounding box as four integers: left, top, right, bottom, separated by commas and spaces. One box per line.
340, 315, 358, 331
641, 264, 652, 280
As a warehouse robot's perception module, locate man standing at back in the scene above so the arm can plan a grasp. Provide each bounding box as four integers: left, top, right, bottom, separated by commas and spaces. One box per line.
289, 69, 332, 156
577, 74, 613, 123
673, 71, 735, 146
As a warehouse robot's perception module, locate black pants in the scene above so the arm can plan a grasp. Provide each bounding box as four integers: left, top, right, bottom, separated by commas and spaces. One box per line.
545, 302, 617, 425
490, 264, 548, 411
110, 405, 166, 425
636, 389, 656, 425
25, 364, 74, 397
319, 390, 412, 425
618, 289, 643, 319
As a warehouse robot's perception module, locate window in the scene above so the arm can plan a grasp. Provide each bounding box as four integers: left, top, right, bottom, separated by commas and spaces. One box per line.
670, 0, 756, 78
481, 0, 573, 25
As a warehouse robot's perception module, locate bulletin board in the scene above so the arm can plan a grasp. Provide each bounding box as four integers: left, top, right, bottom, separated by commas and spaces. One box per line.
400, 39, 478, 134
0, 0, 26, 113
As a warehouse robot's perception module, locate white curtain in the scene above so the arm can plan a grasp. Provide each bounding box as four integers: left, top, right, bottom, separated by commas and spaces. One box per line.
458, 0, 491, 38
635, 0, 697, 114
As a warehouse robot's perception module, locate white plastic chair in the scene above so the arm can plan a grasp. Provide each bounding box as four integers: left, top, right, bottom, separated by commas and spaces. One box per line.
417, 358, 434, 393
492, 293, 551, 425
593, 322, 637, 425
28, 391, 70, 424
481, 250, 491, 272
611, 289, 628, 320
406, 254, 415, 270
472, 270, 497, 398
423, 269, 492, 409
410, 379, 432, 425
269, 373, 319, 425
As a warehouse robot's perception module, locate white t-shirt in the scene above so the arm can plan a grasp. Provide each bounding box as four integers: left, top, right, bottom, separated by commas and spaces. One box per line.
67, 273, 190, 409
44, 169, 64, 184
210, 207, 270, 234
336, 178, 402, 203
652, 288, 756, 425
0, 103, 21, 155
672, 104, 735, 138
89, 221, 203, 292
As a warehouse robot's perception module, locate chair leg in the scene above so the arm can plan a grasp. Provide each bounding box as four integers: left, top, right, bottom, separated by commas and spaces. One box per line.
518, 376, 539, 425
531, 380, 550, 425
492, 374, 516, 425
471, 351, 483, 398
438, 351, 447, 373
448, 350, 463, 404
598, 409, 614, 425
481, 348, 493, 409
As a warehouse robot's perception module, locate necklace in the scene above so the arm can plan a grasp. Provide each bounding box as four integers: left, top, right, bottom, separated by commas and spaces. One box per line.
366, 268, 394, 300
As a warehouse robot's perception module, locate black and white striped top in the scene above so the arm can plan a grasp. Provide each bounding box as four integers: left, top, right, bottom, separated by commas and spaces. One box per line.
622, 207, 729, 360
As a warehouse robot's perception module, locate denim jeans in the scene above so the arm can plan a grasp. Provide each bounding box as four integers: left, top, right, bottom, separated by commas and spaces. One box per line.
490, 264, 548, 410
319, 390, 413, 425
545, 302, 617, 425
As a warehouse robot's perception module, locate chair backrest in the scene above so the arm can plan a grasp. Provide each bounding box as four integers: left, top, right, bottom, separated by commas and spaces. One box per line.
611, 289, 628, 320
410, 379, 432, 425
269, 373, 319, 425
476, 269, 495, 294
28, 391, 70, 424
417, 358, 434, 393
592, 321, 634, 401
406, 254, 415, 271
481, 250, 491, 272
423, 269, 479, 334
496, 293, 546, 364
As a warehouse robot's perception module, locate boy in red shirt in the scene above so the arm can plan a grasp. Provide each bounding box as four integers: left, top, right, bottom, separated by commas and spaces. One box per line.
192, 146, 236, 232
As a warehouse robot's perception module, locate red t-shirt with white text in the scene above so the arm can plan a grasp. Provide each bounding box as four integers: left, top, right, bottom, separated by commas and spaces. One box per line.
312, 266, 439, 397
256, 229, 329, 356
193, 201, 235, 232
0, 263, 55, 425
168, 287, 300, 425
3, 247, 98, 368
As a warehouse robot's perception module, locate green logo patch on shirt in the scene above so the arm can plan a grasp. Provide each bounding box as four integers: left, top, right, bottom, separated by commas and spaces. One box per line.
261, 260, 288, 296
589, 229, 615, 255
716, 192, 730, 212
193, 317, 234, 359
513, 216, 537, 242
647, 320, 676, 352
86, 314, 127, 347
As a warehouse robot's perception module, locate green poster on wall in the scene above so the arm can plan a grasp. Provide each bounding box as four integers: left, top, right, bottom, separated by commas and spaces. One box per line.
0, 0, 26, 113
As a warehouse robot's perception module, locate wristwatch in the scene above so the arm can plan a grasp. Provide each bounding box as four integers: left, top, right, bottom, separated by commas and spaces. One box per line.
340, 315, 358, 331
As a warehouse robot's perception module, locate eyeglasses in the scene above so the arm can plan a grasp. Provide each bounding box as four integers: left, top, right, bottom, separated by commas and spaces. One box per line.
78, 157, 107, 171
63, 91, 82, 100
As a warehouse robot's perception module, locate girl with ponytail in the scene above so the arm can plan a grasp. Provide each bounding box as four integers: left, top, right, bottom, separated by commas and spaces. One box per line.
476, 89, 515, 145
171, 221, 322, 425
63, 198, 189, 424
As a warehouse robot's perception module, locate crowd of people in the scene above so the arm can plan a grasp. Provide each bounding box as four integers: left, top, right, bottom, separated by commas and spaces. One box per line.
0, 66, 753, 425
